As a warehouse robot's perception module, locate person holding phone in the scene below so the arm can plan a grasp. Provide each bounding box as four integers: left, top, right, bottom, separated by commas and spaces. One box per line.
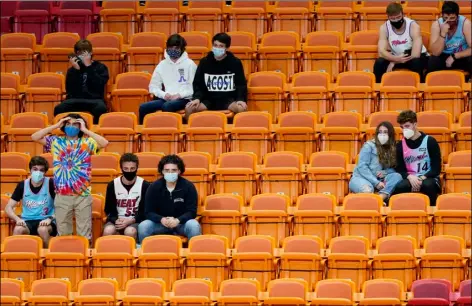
374, 2, 429, 83
427, 1, 471, 76
54, 40, 109, 124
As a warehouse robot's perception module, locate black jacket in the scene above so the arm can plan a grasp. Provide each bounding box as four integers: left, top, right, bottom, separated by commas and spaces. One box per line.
65, 61, 109, 100
192, 51, 247, 103
144, 176, 198, 224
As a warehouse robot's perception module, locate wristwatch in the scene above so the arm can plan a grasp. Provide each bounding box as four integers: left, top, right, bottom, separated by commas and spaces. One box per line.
451, 53, 457, 60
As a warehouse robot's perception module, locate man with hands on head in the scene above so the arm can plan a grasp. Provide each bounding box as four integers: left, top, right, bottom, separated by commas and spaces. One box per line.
4, 156, 57, 248
138, 154, 201, 243
374, 2, 429, 83
427, 1, 472, 75
32, 113, 109, 242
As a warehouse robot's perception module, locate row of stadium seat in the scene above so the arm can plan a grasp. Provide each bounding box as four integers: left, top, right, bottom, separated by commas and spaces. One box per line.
2, 277, 469, 306
2, 1, 471, 43
1, 233, 471, 292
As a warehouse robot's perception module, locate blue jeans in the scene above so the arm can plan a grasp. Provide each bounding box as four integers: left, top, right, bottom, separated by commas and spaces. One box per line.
349, 173, 403, 197
139, 98, 189, 124
138, 219, 201, 243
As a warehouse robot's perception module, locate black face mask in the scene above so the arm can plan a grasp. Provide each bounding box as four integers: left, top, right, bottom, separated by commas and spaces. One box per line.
122, 170, 137, 181
390, 18, 405, 29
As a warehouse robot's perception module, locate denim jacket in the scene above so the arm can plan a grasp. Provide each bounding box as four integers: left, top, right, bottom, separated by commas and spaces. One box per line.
352, 140, 397, 185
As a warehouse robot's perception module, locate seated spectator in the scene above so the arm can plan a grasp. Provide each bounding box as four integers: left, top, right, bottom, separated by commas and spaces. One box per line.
427, 1, 471, 76
374, 2, 428, 83
349, 122, 403, 204
392, 110, 442, 206
4, 156, 56, 247
185, 32, 248, 119
138, 154, 201, 243
54, 39, 109, 124
139, 34, 197, 124
103, 153, 150, 240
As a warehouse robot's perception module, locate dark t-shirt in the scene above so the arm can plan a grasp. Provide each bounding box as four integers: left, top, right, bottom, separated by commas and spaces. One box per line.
11, 179, 56, 202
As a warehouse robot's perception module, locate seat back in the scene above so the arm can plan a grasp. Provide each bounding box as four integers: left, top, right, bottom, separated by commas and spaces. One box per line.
40, 32, 79, 76
0, 278, 24, 306
141, 112, 182, 154
228, 1, 267, 41
314, 279, 355, 302
315, 2, 354, 41
8, 112, 48, 156
218, 278, 260, 306
0, 152, 30, 196
362, 279, 404, 302
446, 151, 472, 194
122, 278, 165, 306
135, 152, 164, 182
179, 31, 212, 66
380, 71, 420, 112
456, 111, 471, 151
0, 73, 21, 123
14, 1, 51, 44
418, 111, 452, 163
435, 193, 472, 247
111, 72, 152, 114
227, 31, 256, 79
90, 152, 120, 196
247, 72, 286, 122
127, 32, 167, 73
302, 31, 343, 81
259, 31, 300, 81
99, 1, 137, 44
76, 278, 118, 306
29, 279, 71, 305
185, 0, 224, 37
142, 1, 181, 36
98, 112, 137, 155
346, 30, 379, 73
178, 151, 211, 208
289, 71, 330, 120
24, 73, 65, 123
0, 33, 36, 84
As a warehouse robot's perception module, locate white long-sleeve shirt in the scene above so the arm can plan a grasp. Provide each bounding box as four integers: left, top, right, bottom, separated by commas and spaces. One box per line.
148, 51, 197, 99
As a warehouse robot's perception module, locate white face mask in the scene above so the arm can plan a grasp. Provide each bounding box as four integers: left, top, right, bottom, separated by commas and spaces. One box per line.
164, 172, 178, 183
403, 128, 415, 139
377, 134, 389, 145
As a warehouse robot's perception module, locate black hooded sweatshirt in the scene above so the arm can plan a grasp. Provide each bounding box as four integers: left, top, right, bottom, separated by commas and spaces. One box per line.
65, 61, 109, 100
192, 51, 247, 103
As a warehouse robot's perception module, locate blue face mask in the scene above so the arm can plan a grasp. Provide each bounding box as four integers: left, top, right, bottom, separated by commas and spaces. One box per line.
31, 170, 44, 184
64, 125, 80, 137
164, 173, 178, 183
166, 48, 182, 59
212, 47, 226, 58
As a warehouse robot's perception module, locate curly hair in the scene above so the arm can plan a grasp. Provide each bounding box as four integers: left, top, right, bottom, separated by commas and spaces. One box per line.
397, 110, 417, 125
157, 154, 185, 175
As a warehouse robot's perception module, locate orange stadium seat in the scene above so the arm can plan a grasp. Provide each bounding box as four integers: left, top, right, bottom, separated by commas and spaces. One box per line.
91, 235, 136, 291
178, 151, 212, 207
358, 1, 393, 31
293, 193, 337, 248
92, 194, 105, 248
0, 114, 5, 152
217, 278, 260, 306
90, 152, 120, 196
142, 1, 182, 37
185, 235, 229, 291
0, 278, 24, 306
279, 235, 324, 291
445, 150, 472, 194
418, 111, 453, 163
13, 1, 52, 44
7, 112, 48, 156
230, 111, 272, 164
231, 235, 276, 291
214, 152, 257, 204
135, 152, 164, 182
455, 111, 471, 151
126, 32, 167, 74
39, 32, 80, 76
27, 278, 71, 306
111, 72, 152, 114
140, 112, 183, 154
247, 71, 287, 122
228, 1, 268, 42
311, 279, 356, 306
359, 279, 405, 306
434, 193, 471, 248
424, 70, 466, 123
43, 236, 89, 291
0, 33, 36, 85
0, 152, 30, 196
334, 71, 375, 122
454, 0, 472, 19
179, 31, 212, 66
1, 194, 14, 244
289, 72, 330, 120
99, 1, 138, 44
201, 194, 244, 247
185, 112, 227, 163
0, 235, 42, 291
74, 278, 118, 306
275, 111, 317, 164
24, 73, 65, 123
403, 1, 440, 34
227, 31, 257, 79
169, 278, 213, 306
345, 30, 379, 73
421, 31, 431, 51
316, 1, 355, 41
265, 278, 308, 306
185, 0, 225, 37
122, 278, 166, 306
0, 73, 21, 123
258, 31, 300, 81
306, 151, 349, 204
260, 151, 303, 204
272, 1, 314, 41
97, 112, 138, 155
379, 71, 420, 113
339, 194, 383, 248
387, 194, 430, 247
137, 235, 182, 291
365, 111, 402, 141
327, 236, 370, 293
246, 193, 290, 247
320, 111, 362, 163
302, 31, 343, 82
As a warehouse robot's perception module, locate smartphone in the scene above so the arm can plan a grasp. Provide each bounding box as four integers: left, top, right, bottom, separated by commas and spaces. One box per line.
404, 48, 412, 56
68, 53, 85, 68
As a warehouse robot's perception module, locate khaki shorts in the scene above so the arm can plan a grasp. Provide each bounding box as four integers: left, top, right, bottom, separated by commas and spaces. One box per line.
55, 194, 92, 240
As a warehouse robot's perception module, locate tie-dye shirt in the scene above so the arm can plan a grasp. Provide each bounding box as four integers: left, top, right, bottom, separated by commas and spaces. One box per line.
44, 136, 98, 196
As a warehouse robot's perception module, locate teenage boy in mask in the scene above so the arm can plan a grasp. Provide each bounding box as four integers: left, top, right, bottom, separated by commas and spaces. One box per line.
102, 153, 149, 240
185, 32, 248, 119
4, 156, 56, 248
427, 1, 471, 75
138, 154, 201, 243
374, 2, 429, 83
391, 110, 442, 206
139, 34, 197, 124
32, 113, 109, 242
